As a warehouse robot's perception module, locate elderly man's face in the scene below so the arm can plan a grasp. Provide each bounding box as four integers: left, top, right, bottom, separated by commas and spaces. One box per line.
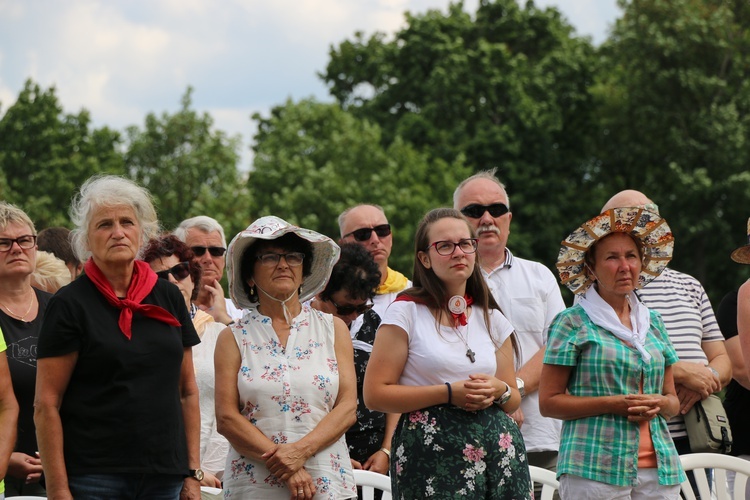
455, 178, 512, 254
185, 228, 226, 286
340, 205, 392, 266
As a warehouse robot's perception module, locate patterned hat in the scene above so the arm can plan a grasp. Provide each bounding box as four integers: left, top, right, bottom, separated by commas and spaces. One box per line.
227, 216, 340, 309
731, 217, 750, 264
556, 207, 674, 294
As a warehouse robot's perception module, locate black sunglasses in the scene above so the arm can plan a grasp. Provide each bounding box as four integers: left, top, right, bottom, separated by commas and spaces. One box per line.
331, 300, 373, 316
156, 261, 191, 282
460, 203, 509, 219
343, 224, 392, 242
191, 246, 226, 257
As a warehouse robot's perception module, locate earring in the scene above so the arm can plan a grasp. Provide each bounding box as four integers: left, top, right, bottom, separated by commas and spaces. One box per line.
249, 285, 257, 301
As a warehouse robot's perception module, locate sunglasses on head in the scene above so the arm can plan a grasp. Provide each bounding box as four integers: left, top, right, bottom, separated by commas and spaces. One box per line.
331, 300, 373, 316
460, 203, 509, 219
191, 246, 226, 257
156, 261, 191, 282
343, 224, 391, 242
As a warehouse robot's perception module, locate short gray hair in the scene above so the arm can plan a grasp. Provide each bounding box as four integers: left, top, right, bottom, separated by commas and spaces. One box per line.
337, 204, 386, 237
452, 168, 510, 209
0, 202, 36, 234
173, 216, 227, 248
70, 175, 160, 262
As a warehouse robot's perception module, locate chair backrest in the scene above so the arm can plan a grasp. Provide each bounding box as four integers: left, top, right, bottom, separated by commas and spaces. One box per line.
529, 465, 560, 500
680, 452, 750, 500
353, 469, 392, 500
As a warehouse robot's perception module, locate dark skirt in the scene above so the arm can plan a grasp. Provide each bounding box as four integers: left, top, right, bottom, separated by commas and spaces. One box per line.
390, 404, 533, 499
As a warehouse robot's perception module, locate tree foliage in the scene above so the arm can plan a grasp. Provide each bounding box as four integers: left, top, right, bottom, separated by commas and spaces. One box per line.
124, 87, 248, 235
248, 98, 471, 273
0, 79, 123, 228
322, 0, 601, 271
592, 0, 750, 299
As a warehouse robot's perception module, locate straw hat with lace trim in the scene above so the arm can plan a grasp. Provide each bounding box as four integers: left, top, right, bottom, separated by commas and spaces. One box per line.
556, 207, 675, 295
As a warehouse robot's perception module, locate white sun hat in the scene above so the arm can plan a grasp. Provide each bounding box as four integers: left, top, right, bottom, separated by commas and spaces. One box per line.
226, 216, 340, 309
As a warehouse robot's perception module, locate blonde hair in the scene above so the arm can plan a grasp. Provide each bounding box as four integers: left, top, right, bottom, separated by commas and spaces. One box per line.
32, 251, 72, 293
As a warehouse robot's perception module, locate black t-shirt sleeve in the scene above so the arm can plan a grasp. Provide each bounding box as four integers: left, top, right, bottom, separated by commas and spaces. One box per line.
717, 290, 739, 341
38, 287, 85, 358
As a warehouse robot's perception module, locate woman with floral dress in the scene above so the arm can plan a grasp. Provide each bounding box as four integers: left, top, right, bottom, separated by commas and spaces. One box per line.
215, 216, 357, 499
364, 208, 532, 499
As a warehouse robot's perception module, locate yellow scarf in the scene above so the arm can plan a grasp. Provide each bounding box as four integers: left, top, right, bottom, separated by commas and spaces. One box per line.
192, 307, 215, 336
377, 267, 409, 294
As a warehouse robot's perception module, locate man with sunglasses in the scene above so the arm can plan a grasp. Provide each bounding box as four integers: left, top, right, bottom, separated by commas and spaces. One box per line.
454, 169, 565, 490
174, 216, 242, 325
338, 204, 412, 322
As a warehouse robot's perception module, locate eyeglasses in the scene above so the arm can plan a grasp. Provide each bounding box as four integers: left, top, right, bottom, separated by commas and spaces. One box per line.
257, 252, 305, 267
191, 246, 226, 257
0, 235, 37, 252
426, 238, 478, 256
331, 300, 373, 316
156, 261, 191, 281
460, 203, 509, 219
343, 224, 392, 242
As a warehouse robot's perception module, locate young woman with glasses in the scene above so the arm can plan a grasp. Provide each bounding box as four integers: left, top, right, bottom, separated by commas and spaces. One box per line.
142, 234, 228, 489
364, 207, 532, 499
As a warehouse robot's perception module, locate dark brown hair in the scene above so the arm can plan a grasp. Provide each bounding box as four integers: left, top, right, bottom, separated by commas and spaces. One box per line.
142, 234, 202, 301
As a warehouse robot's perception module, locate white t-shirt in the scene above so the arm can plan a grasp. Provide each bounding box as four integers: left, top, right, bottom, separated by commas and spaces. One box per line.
483, 250, 564, 452
380, 300, 514, 387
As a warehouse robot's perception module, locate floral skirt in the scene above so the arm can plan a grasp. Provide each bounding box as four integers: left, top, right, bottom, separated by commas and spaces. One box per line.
390, 404, 533, 499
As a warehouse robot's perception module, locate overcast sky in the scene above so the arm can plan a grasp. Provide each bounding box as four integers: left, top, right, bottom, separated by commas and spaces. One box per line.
0, 0, 620, 170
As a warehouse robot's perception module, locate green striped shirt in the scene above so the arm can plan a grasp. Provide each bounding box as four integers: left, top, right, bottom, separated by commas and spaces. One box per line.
544, 305, 686, 487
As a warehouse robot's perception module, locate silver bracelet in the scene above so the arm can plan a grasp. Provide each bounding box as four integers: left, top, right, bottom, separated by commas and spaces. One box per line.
379, 447, 391, 458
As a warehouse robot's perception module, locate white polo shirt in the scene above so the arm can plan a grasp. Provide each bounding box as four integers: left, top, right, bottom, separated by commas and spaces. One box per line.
483, 250, 564, 453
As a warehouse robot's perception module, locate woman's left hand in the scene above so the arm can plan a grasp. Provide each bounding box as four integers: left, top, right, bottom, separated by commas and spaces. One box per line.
362, 448, 389, 474
286, 467, 316, 499
262, 443, 310, 482
179, 477, 202, 500
624, 393, 663, 422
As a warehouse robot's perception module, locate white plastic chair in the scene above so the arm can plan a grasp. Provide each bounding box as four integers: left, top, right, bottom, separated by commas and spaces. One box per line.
353, 469, 392, 500
679, 452, 750, 500
529, 465, 560, 500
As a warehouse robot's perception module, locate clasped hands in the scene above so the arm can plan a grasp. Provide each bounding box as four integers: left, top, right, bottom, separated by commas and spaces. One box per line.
450, 373, 504, 411
262, 443, 317, 499
622, 393, 665, 422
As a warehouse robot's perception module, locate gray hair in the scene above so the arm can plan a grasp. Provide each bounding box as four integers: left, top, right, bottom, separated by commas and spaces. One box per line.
337, 204, 386, 237
0, 201, 36, 234
452, 168, 510, 209
70, 175, 160, 262
173, 216, 227, 248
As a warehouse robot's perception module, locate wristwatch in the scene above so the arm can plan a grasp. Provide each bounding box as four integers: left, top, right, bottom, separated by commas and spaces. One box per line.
495, 382, 512, 406
516, 377, 526, 398
189, 468, 204, 481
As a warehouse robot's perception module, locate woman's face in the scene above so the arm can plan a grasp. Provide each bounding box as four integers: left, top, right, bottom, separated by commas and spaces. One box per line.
148, 254, 194, 308
590, 232, 642, 299
88, 204, 142, 267
0, 222, 37, 280
249, 244, 305, 300
418, 217, 476, 287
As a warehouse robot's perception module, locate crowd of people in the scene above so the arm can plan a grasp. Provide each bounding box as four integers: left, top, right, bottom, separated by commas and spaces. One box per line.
0, 169, 745, 500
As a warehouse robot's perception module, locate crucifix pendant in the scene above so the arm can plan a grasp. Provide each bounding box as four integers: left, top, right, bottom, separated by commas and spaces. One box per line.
466, 348, 476, 363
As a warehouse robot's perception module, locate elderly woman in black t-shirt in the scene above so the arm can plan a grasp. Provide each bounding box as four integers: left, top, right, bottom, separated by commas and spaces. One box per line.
34, 175, 202, 500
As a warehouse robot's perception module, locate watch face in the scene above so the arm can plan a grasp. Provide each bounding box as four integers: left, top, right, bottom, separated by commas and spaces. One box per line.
193, 469, 204, 481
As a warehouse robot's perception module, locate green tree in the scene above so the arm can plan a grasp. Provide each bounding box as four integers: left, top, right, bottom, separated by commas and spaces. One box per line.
592, 0, 750, 300
249, 98, 472, 274
321, 0, 600, 270
124, 87, 248, 234
0, 79, 123, 227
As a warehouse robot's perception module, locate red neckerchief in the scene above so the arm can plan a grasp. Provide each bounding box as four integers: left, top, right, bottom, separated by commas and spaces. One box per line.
394, 293, 474, 327
84, 258, 182, 340
450, 295, 473, 327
